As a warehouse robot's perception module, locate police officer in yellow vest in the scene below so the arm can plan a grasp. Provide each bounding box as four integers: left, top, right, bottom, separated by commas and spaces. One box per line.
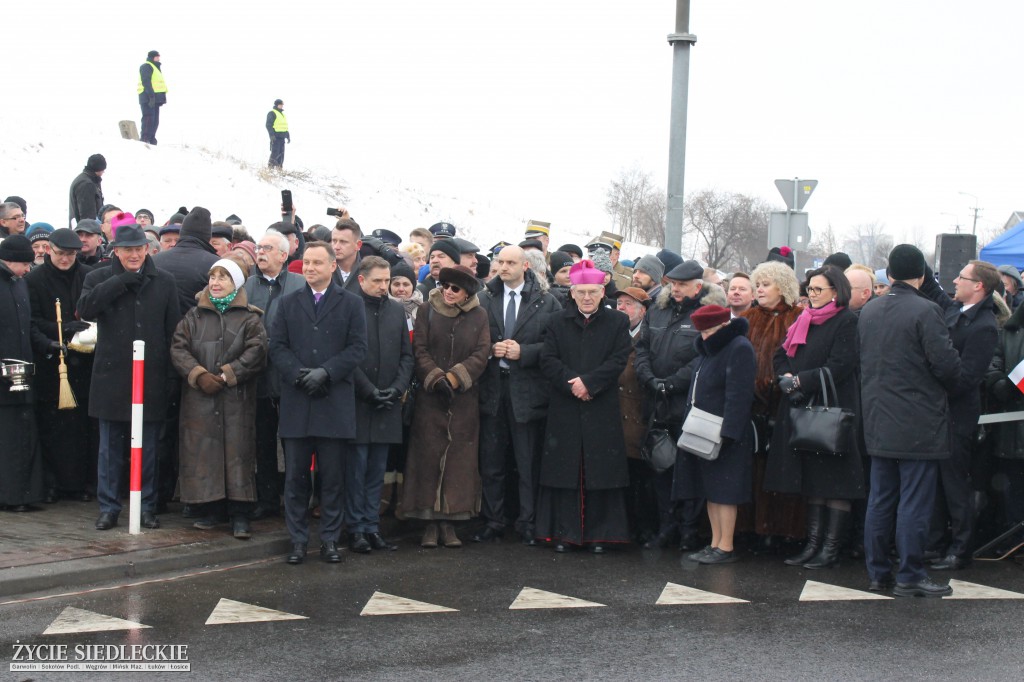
137, 50, 167, 145
266, 99, 290, 169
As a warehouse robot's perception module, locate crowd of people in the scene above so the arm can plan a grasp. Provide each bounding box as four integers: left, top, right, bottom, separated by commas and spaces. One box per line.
3, 165, 1024, 596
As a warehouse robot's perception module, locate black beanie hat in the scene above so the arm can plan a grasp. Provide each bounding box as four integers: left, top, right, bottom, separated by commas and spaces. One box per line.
887, 244, 926, 281
86, 154, 107, 173
428, 239, 461, 265
4, 196, 26, 215
823, 251, 853, 270
0, 235, 35, 263
390, 260, 416, 284
548, 250, 575, 273
180, 207, 212, 241
766, 245, 795, 269
148, 50, 160, 61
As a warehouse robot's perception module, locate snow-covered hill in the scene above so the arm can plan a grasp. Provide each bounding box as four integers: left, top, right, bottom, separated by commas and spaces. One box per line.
0, 117, 664, 262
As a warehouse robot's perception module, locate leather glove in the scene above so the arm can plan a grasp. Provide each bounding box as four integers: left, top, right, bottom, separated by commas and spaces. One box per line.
62, 320, 91, 335
778, 375, 797, 394
375, 387, 401, 410
118, 271, 145, 290
434, 377, 454, 401
647, 378, 667, 394
992, 378, 1015, 403
787, 389, 807, 405
197, 372, 225, 395
297, 367, 330, 396
47, 341, 67, 356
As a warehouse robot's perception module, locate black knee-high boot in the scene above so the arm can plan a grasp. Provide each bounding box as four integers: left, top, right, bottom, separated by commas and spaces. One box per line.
784, 504, 825, 566
804, 507, 850, 569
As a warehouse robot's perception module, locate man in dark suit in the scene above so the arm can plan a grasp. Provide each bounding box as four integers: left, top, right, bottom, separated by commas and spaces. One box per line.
474, 246, 561, 545
269, 242, 367, 564
920, 260, 999, 570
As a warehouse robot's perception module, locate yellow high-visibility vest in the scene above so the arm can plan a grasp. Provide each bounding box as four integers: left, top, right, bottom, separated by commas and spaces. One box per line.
137, 61, 167, 94
272, 109, 288, 132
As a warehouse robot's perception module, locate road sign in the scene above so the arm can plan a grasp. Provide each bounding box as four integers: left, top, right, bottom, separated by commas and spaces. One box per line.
768, 211, 811, 249
775, 179, 818, 211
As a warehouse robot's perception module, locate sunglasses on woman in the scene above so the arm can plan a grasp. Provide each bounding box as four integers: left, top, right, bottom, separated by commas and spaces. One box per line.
440, 282, 462, 293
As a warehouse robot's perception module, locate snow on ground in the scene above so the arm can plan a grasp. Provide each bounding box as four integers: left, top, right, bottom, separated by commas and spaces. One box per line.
1, 115, 667, 262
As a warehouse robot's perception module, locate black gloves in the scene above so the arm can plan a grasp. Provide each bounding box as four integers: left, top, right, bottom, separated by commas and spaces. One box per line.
118, 271, 145, 290
372, 387, 402, 410
434, 378, 454, 401
992, 378, 1015, 403
62, 321, 91, 335
47, 341, 67, 356
296, 368, 330, 397
647, 378, 667, 394
778, 375, 797, 394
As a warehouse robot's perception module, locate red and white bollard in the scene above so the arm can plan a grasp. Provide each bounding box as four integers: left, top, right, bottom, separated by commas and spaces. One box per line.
129, 341, 145, 535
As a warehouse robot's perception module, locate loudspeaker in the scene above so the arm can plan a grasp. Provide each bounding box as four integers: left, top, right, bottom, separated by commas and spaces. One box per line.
935, 233, 977, 292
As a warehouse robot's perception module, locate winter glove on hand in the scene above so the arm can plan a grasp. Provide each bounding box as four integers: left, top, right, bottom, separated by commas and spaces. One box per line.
992, 378, 1015, 403
118, 271, 145, 289
298, 367, 330, 396
47, 341, 67, 356
778, 375, 797, 394
62, 321, 91, 335
434, 378, 454, 401
647, 378, 667, 394
197, 372, 226, 395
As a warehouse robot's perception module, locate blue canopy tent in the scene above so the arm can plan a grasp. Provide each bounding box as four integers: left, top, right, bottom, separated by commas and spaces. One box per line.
980, 221, 1024, 269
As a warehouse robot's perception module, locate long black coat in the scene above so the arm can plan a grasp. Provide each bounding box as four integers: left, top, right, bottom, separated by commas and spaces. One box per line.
859, 282, 962, 460
25, 257, 94, 403
352, 291, 414, 444
920, 279, 999, 437
151, 237, 219, 314
539, 303, 632, 490
77, 255, 181, 422
0, 264, 46, 505
269, 282, 368, 440
986, 303, 1024, 460
634, 289, 702, 423
243, 270, 307, 398
69, 171, 103, 225
765, 307, 865, 499
672, 317, 756, 504
478, 270, 562, 423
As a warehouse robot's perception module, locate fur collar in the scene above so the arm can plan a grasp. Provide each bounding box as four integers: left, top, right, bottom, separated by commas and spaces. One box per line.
428, 286, 480, 317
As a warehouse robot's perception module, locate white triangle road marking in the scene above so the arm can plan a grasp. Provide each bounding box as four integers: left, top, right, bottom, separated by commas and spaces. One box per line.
43, 607, 152, 635
944, 579, 1024, 600
656, 582, 749, 605
360, 591, 458, 616
205, 598, 308, 625
799, 580, 892, 601
508, 586, 605, 610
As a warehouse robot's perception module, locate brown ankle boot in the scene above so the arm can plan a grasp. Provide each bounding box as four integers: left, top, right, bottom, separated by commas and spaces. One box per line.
440, 522, 462, 548
421, 523, 439, 548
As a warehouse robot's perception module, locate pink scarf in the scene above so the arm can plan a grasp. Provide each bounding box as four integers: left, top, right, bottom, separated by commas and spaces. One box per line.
781, 300, 842, 357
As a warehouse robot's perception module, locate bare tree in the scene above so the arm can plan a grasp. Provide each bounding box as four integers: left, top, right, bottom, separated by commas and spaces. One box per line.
684, 189, 772, 271
841, 221, 893, 269
807, 223, 840, 260
605, 167, 666, 246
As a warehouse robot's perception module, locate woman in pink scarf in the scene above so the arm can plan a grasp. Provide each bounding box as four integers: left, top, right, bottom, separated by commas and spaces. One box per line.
765, 265, 865, 569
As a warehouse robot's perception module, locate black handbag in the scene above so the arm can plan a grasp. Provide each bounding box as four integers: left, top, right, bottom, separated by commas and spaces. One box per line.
640, 396, 677, 473
788, 368, 855, 455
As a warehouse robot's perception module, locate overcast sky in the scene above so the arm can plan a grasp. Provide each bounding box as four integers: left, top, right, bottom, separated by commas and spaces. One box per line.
5, 1, 1022, 248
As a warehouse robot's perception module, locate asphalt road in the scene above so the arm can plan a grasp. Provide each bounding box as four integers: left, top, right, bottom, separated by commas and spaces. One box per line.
3, 539, 1023, 681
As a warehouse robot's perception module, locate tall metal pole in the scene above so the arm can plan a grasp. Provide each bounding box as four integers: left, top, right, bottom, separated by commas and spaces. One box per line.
959, 191, 980, 235
664, 1, 697, 254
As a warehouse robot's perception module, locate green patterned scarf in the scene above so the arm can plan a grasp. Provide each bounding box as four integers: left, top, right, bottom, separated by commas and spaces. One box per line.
209, 290, 238, 313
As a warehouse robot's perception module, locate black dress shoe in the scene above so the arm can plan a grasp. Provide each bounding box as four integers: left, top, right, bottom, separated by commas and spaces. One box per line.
141, 512, 160, 529
894, 577, 953, 598
931, 554, 969, 571
286, 543, 306, 564
366, 532, 397, 551
678, 532, 701, 552
590, 544, 606, 554
95, 512, 118, 530
643, 527, 678, 550
320, 541, 342, 563
521, 534, 538, 547
554, 542, 575, 553
471, 526, 504, 543
349, 533, 372, 554
248, 502, 280, 521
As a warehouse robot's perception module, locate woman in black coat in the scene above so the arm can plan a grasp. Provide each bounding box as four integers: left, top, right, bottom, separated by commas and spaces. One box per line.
766, 265, 864, 569
673, 306, 756, 565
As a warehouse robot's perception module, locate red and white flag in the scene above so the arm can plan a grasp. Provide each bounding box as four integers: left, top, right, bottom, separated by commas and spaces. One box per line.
1009, 358, 1024, 394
